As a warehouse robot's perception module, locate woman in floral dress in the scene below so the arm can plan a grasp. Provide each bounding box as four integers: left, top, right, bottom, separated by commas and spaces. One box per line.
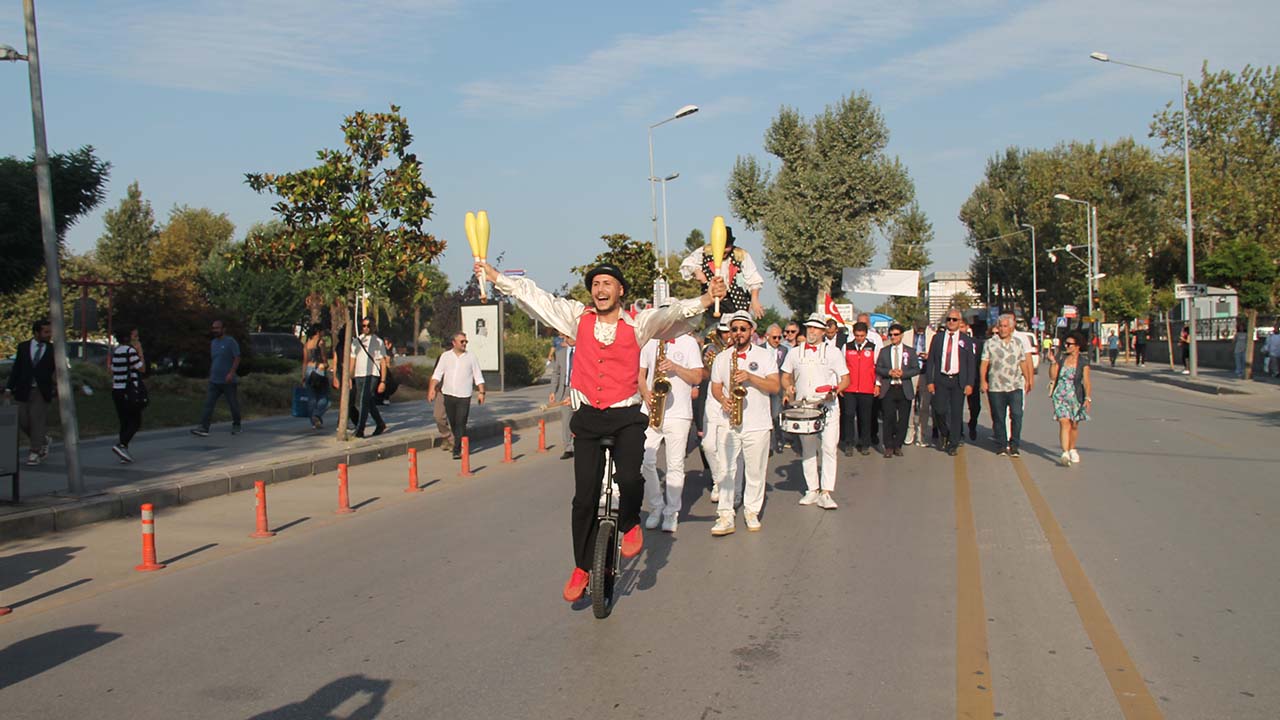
1048, 330, 1092, 467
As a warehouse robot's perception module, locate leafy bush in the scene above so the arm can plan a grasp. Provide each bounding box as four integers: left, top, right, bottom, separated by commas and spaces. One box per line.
238, 373, 298, 411
70, 361, 110, 391
503, 333, 551, 387
241, 356, 300, 376
391, 362, 434, 391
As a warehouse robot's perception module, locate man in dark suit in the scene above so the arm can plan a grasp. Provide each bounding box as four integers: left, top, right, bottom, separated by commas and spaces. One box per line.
875, 323, 919, 458
3, 319, 56, 465
926, 309, 976, 456
547, 334, 575, 459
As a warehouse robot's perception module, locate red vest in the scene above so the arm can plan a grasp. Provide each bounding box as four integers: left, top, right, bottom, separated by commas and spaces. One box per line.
572, 313, 641, 409
844, 342, 878, 394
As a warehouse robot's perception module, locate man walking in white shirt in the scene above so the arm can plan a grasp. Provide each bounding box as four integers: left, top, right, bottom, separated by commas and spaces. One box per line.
639, 328, 704, 533
429, 332, 486, 460
349, 317, 388, 438
711, 311, 781, 535
781, 313, 849, 509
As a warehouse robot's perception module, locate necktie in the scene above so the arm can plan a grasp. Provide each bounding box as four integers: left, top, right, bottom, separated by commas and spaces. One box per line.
33, 342, 44, 365
944, 333, 954, 373
565, 347, 573, 383
893, 345, 900, 379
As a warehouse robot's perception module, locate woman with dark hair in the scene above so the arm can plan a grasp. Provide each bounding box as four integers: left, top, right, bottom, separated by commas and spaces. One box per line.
1048, 329, 1092, 467
302, 326, 330, 429
110, 326, 147, 463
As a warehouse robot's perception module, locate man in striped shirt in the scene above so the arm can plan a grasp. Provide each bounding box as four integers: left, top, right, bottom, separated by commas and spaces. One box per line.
110, 326, 146, 462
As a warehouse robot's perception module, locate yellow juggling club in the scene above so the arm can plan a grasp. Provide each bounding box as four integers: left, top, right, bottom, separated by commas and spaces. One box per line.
710, 215, 727, 317
465, 211, 487, 300
476, 210, 490, 260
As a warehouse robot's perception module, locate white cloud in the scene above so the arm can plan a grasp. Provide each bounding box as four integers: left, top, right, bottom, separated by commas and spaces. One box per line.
40, 0, 457, 98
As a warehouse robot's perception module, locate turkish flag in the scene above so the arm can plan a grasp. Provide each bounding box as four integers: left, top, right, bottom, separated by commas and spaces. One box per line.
823, 294, 845, 325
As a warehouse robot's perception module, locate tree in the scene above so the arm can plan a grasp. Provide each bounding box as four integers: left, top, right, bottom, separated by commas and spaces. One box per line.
0, 146, 110, 294
1199, 237, 1277, 378
885, 202, 933, 323
1097, 273, 1152, 361
1152, 64, 1280, 261
95, 181, 159, 284
683, 228, 705, 253
571, 233, 660, 304
201, 224, 309, 332
728, 93, 914, 315
1152, 287, 1179, 370
0, 254, 107, 357
950, 291, 976, 311
243, 105, 442, 439
155, 206, 236, 293
387, 261, 450, 353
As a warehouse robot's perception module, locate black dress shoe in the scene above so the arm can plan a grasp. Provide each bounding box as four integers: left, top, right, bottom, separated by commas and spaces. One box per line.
883, 449, 893, 459
859, 447, 870, 456
560, 450, 574, 460
968, 428, 977, 442
372, 423, 387, 436
947, 445, 959, 456
892, 448, 903, 457
843, 445, 854, 457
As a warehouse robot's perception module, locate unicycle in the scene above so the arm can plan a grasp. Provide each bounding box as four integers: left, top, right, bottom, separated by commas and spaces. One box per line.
589, 436, 623, 619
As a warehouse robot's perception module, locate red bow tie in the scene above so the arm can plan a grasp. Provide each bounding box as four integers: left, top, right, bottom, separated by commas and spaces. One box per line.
805, 344, 818, 352
737, 353, 747, 359
667, 339, 676, 344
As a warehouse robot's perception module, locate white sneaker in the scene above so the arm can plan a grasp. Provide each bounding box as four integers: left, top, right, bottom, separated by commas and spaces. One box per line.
798, 491, 821, 506
644, 510, 663, 530
1059, 452, 1072, 467
661, 513, 678, 533
1181, 370, 1190, 375
905, 429, 916, 445
25, 452, 40, 466
1069, 449, 1080, 464
817, 493, 838, 510
744, 512, 761, 532
711, 513, 735, 536
40, 435, 51, 458
112, 444, 134, 463
710, 484, 720, 503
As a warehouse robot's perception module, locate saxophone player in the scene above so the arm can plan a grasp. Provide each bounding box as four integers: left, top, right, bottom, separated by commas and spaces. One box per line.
710, 311, 780, 535
639, 323, 704, 533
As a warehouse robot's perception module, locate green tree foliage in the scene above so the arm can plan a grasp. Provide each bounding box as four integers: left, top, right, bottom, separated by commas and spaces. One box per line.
728, 93, 914, 315
1097, 273, 1153, 323
201, 223, 310, 332
571, 233, 659, 303
0, 146, 110, 294
1152, 64, 1280, 261
95, 181, 159, 284
684, 228, 705, 253
0, 254, 107, 356
1199, 238, 1277, 312
959, 140, 1179, 317
243, 105, 441, 439
757, 306, 788, 331
155, 206, 235, 293
950, 291, 976, 311
885, 202, 934, 322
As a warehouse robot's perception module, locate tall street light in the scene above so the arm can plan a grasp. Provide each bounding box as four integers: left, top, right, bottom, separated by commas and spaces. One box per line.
648, 104, 698, 301
648, 172, 680, 291
3, 1, 84, 494
973, 228, 1035, 320
1053, 194, 1099, 356
1090, 50, 1198, 376
1020, 223, 1039, 340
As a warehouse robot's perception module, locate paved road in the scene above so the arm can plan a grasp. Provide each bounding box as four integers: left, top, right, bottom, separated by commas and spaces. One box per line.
1, 372, 1277, 719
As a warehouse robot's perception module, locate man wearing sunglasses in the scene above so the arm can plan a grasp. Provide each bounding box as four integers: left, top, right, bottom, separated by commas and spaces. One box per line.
348, 317, 389, 438
925, 310, 976, 456
430, 332, 485, 459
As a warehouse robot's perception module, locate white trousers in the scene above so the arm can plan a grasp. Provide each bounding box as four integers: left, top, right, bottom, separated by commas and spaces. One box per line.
718, 428, 770, 516
701, 421, 743, 497
642, 418, 691, 516
799, 405, 840, 492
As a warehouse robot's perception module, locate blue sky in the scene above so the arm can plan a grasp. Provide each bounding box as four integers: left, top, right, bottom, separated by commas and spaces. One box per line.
2, 0, 1276, 313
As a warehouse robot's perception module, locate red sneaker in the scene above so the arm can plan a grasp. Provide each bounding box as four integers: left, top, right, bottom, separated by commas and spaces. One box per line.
563, 568, 589, 602
621, 525, 643, 558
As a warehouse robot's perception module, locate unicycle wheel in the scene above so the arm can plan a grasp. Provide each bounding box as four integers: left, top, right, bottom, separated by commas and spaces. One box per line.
590, 519, 617, 619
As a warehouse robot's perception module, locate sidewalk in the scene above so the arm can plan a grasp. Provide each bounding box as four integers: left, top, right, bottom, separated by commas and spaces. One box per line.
1091, 357, 1280, 396
0, 381, 561, 541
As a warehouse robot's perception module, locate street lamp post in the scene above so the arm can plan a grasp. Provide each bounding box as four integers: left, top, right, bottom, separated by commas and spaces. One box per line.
647, 105, 698, 302
1053, 194, 1099, 357
1020, 223, 1038, 340
650, 172, 679, 273
1090, 51, 1198, 376
3, 1, 84, 494
972, 227, 1035, 322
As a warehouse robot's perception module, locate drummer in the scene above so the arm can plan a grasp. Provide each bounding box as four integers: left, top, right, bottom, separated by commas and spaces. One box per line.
780, 312, 850, 509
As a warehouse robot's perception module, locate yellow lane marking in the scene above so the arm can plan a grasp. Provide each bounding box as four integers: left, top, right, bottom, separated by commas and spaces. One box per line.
1183, 429, 1232, 450
955, 447, 995, 720
1011, 458, 1164, 719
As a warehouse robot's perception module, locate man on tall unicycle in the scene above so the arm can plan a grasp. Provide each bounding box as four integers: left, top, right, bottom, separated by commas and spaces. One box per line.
476, 261, 726, 603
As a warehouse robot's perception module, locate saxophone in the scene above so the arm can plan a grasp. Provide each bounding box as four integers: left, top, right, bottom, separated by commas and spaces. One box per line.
729, 348, 748, 426
649, 342, 671, 429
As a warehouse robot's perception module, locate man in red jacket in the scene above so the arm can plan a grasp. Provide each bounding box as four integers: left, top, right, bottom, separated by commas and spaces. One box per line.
840, 321, 879, 456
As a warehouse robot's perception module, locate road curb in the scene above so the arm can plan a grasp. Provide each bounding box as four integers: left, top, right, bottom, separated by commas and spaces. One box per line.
1092, 365, 1252, 395
0, 409, 559, 542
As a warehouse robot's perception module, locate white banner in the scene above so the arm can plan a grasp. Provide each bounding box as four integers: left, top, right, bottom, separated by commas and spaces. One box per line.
459, 304, 502, 372
841, 268, 920, 297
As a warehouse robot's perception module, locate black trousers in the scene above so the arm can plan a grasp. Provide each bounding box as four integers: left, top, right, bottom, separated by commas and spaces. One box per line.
932, 375, 966, 448
570, 405, 647, 571
1135, 345, 1146, 365
840, 393, 875, 449
443, 394, 472, 450
354, 377, 384, 433
112, 390, 143, 447
881, 385, 910, 450
966, 385, 981, 434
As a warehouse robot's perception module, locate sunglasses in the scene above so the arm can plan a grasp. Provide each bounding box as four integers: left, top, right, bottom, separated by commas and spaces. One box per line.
1064, 341, 1077, 346
946, 317, 960, 323
889, 332, 903, 337
767, 335, 781, 339
784, 329, 797, 334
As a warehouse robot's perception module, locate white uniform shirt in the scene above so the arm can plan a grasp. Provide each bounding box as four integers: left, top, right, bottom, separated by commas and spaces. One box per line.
431, 349, 485, 398
711, 344, 778, 433
781, 342, 847, 407
639, 335, 701, 421
349, 334, 386, 378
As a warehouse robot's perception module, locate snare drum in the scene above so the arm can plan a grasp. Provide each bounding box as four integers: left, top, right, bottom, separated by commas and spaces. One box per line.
780, 406, 825, 434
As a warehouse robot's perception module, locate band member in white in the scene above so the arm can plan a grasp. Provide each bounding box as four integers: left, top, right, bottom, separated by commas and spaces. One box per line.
639, 328, 704, 533
710, 311, 780, 535
702, 321, 740, 504
781, 313, 849, 509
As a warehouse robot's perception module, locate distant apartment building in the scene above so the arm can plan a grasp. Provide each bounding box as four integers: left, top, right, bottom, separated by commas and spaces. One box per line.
922, 271, 977, 325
